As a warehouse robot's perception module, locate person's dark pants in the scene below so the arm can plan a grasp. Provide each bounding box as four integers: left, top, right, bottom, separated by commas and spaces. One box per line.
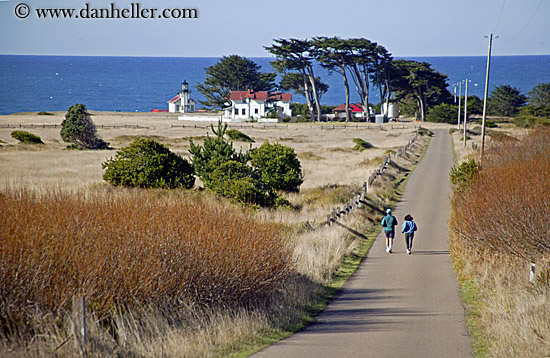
405, 233, 414, 250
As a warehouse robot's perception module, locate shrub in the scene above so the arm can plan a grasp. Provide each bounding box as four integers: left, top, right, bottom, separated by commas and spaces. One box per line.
189, 121, 248, 186
352, 138, 374, 151
102, 138, 194, 189
449, 158, 479, 192
61, 104, 109, 149
37, 111, 53, 116
450, 129, 550, 260
518, 105, 550, 119
250, 141, 303, 193
208, 160, 275, 207
426, 103, 458, 123
11, 130, 43, 144
513, 115, 549, 128
226, 129, 255, 142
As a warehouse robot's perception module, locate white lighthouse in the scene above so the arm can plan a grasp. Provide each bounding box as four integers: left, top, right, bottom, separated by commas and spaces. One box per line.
168, 80, 196, 113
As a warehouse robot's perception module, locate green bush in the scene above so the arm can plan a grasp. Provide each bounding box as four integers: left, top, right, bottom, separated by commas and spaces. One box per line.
226, 129, 255, 142
518, 105, 550, 119
11, 131, 43, 144
514, 115, 549, 128
37, 111, 54, 116
208, 161, 273, 207
102, 139, 194, 189
189, 121, 249, 186
352, 138, 374, 151
426, 103, 458, 123
250, 141, 303, 193
449, 158, 479, 192
61, 104, 109, 149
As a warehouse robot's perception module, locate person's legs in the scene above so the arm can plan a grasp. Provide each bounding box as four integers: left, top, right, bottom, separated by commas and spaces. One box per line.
405, 233, 414, 253
388, 231, 394, 252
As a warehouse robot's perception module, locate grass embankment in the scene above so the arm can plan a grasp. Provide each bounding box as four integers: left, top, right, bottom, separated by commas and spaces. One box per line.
450, 128, 550, 357
0, 189, 296, 356
0, 126, 430, 357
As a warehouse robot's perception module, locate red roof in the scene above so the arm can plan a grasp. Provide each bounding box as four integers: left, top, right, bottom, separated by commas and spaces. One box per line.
269, 92, 292, 101
230, 90, 291, 102
168, 94, 181, 103
334, 103, 364, 112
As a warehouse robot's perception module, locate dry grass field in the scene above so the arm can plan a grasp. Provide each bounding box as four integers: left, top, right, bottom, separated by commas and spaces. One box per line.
3, 111, 542, 357
0, 111, 421, 191
1, 111, 431, 357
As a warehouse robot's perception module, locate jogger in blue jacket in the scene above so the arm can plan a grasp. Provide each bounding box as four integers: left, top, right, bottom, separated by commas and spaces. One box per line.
401, 214, 418, 255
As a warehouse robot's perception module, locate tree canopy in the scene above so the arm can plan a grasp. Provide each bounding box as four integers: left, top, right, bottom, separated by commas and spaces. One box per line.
279, 72, 328, 102
313, 37, 354, 122
266, 38, 323, 121
61, 104, 108, 149
196, 55, 276, 109
488, 85, 527, 117
390, 60, 451, 121
527, 82, 550, 108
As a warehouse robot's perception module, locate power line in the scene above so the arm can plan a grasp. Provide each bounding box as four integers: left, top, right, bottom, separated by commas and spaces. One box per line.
493, 0, 507, 33
509, 0, 545, 41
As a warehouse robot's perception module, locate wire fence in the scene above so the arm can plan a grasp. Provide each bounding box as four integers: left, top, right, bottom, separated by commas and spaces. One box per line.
320, 127, 422, 229
171, 123, 416, 131
0, 124, 149, 129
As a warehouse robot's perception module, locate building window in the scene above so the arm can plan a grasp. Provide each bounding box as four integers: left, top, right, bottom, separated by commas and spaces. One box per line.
255, 108, 259, 114
242, 108, 246, 115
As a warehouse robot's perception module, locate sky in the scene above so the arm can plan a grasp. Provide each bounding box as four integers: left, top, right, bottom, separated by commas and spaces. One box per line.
1, 0, 549, 57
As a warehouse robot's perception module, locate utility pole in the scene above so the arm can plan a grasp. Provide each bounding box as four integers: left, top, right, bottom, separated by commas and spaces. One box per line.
481, 33, 497, 163
457, 81, 462, 130
463, 79, 469, 147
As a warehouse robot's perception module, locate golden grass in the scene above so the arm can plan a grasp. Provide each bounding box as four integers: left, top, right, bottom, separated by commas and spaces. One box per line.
450, 128, 550, 357
0, 188, 292, 322
0, 112, 428, 357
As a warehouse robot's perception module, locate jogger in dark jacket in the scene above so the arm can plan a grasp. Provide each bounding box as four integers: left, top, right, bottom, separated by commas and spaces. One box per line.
401, 214, 417, 255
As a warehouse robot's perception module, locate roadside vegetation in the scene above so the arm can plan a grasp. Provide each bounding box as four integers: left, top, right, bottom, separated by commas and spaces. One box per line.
10, 130, 43, 144
449, 128, 550, 357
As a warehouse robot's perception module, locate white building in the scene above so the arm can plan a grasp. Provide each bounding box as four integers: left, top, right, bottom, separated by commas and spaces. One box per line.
223, 90, 292, 121
168, 80, 196, 113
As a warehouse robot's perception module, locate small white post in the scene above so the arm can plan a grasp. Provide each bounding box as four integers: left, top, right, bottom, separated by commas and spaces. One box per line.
82, 296, 87, 355
530, 263, 536, 282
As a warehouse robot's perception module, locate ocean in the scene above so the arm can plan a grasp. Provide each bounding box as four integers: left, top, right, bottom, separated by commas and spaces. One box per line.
1, 55, 549, 115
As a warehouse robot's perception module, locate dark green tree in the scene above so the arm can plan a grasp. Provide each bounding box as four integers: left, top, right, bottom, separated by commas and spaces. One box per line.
313, 37, 355, 122
346, 38, 393, 121
208, 161, 274, 207
196, 55, 276, 109
189, 121, 249, 186
102, 139, 194, 189
426, 103, 458, 123
250, 141, 303, 193
390, 60, 451, 121
11, 131, 43, 144
280, 72, 328, 103
266, 38, 323, 121
527, 82, 550, 108
488, 85, 527, 117
463, 95, 484, 115
61, 104, 108, 149
370, 45, 394, 119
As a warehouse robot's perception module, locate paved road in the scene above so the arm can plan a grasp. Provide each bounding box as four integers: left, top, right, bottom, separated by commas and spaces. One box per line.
253, 129, 472, 358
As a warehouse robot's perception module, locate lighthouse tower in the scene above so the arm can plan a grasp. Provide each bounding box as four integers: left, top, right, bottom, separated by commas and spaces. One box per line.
180, 80, 196, 113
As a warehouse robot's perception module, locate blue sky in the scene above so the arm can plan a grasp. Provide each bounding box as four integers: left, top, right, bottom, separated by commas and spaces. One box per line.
1, 0, 549, 57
